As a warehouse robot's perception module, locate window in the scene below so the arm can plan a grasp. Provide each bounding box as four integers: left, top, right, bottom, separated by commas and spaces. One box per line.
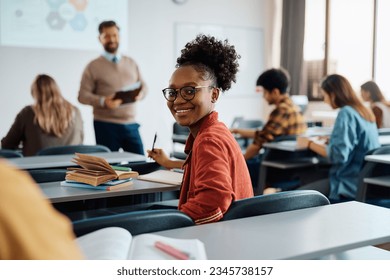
375, 0, 390, 99
303, 0, 389, 100
303, 0, 326, 100
328, 0, 373, 90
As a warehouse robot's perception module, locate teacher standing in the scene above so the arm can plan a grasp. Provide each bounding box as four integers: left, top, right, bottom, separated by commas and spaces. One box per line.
78, 20, 147, 155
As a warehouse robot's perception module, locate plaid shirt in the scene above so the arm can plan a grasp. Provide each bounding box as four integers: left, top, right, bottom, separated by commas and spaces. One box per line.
254, 95, 307, 146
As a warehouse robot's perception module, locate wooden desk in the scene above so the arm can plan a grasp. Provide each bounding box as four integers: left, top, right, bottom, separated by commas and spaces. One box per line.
8, 151, 146, 170
40, 179, 180, 203
155, 201, 390, 259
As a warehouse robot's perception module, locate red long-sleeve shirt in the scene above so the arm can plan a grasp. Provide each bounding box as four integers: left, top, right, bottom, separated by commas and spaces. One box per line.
179, 112, 254, 224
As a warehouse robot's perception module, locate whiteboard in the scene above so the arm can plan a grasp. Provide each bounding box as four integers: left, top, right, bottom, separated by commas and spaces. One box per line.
0, 0, 128, 51
175, 23, 264, 97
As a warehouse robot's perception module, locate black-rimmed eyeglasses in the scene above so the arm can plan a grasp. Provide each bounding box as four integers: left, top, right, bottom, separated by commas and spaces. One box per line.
162, 86, 213, 102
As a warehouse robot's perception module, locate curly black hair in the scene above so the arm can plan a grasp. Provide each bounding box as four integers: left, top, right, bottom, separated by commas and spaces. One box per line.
176, 34, 240, 92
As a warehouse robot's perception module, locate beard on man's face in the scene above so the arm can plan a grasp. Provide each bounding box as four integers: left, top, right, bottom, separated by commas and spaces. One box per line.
104, 42, 119, 53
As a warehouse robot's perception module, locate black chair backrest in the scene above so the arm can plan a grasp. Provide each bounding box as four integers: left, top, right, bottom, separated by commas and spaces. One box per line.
221, 190, 330, 221
231, 117, 263, 129
173, 122, 190, 136
28, 169, 67, 183
0, 149, 23, 158
36, 144, 111, 155
72, 209, 194, 237
356, 146, 390, 201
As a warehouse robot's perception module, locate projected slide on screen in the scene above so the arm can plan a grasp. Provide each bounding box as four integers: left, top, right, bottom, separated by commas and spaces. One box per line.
0, 0, 128, 50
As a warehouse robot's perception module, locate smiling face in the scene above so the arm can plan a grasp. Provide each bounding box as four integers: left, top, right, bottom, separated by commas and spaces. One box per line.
167, 66, 218, 135
99, 26, 119, 54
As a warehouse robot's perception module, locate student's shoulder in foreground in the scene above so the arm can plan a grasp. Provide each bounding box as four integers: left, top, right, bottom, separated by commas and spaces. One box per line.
0, 160, 83, 259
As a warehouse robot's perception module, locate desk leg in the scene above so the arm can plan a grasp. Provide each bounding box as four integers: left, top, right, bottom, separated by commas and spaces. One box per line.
356, 182, 368, 202
255, 164, 267, 196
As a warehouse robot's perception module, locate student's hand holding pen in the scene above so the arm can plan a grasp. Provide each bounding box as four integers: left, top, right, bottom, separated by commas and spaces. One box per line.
147, 148, 184, 170
147, 148, 169, 165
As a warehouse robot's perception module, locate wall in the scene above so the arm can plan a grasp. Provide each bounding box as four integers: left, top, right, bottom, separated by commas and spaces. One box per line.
0, 0, 279, 154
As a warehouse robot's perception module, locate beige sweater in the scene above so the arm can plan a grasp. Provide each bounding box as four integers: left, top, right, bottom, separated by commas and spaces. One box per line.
78, 56, 147, 124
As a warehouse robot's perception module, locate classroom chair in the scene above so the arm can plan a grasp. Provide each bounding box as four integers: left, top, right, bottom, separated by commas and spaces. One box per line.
36, 144, 111, 155
231, 116, 264, 150
355, 146, 390, 207
0, 149, 23, 158
256, 135, 327, 195
28, 168, 68, 183
221, 190, 330, 221
171, 122, 190, 160
72, 209, 194, 237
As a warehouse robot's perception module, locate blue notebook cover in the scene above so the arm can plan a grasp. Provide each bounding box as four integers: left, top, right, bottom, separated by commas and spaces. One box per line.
60, 179, 133, 190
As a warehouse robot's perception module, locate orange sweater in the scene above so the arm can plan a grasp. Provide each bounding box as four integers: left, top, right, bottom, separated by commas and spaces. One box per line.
0, 160, 83, 259
179, 112, 254, 224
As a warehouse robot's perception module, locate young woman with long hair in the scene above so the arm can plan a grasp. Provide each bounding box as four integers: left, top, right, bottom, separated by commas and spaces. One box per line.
2, 74, 83, 156
297, 74, 380, 200
360, 80, 390, 128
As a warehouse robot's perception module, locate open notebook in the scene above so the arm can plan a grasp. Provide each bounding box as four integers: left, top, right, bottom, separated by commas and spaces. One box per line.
76, 227, 206, 260
138, 170, 184, 185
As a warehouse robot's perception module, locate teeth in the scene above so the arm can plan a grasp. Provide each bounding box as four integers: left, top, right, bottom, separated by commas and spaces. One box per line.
176, 109, 191, 113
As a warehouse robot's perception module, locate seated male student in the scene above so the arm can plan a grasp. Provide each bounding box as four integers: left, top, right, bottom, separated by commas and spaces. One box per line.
230, 68, 307, 189
0, 160, 83, 259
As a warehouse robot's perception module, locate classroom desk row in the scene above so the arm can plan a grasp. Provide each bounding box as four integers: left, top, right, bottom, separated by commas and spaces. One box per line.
155, 201, 390, 260
256, 135, 390, 195
7, 151, 146, 169
40, 179, 180, 204
24, 151, 390, 259
362, 154, 390, 193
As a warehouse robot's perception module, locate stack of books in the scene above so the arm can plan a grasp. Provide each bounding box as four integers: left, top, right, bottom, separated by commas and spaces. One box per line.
61, 153, 139, 191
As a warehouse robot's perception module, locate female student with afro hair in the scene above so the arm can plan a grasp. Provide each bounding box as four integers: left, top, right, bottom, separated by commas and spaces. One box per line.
148, 35, 253, 224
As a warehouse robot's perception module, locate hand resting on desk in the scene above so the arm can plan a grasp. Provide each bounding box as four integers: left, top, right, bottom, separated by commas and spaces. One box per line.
296, 136, 328, 157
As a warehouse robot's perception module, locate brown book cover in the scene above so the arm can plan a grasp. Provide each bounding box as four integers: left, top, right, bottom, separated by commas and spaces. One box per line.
66, 153, 138, 186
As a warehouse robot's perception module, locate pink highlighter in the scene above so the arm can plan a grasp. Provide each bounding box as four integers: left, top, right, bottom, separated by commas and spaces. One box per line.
154, 241, 190, 260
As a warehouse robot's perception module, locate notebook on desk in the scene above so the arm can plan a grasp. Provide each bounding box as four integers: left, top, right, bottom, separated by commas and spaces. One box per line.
138, 170, 183, 185
76, 227, 206, 260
